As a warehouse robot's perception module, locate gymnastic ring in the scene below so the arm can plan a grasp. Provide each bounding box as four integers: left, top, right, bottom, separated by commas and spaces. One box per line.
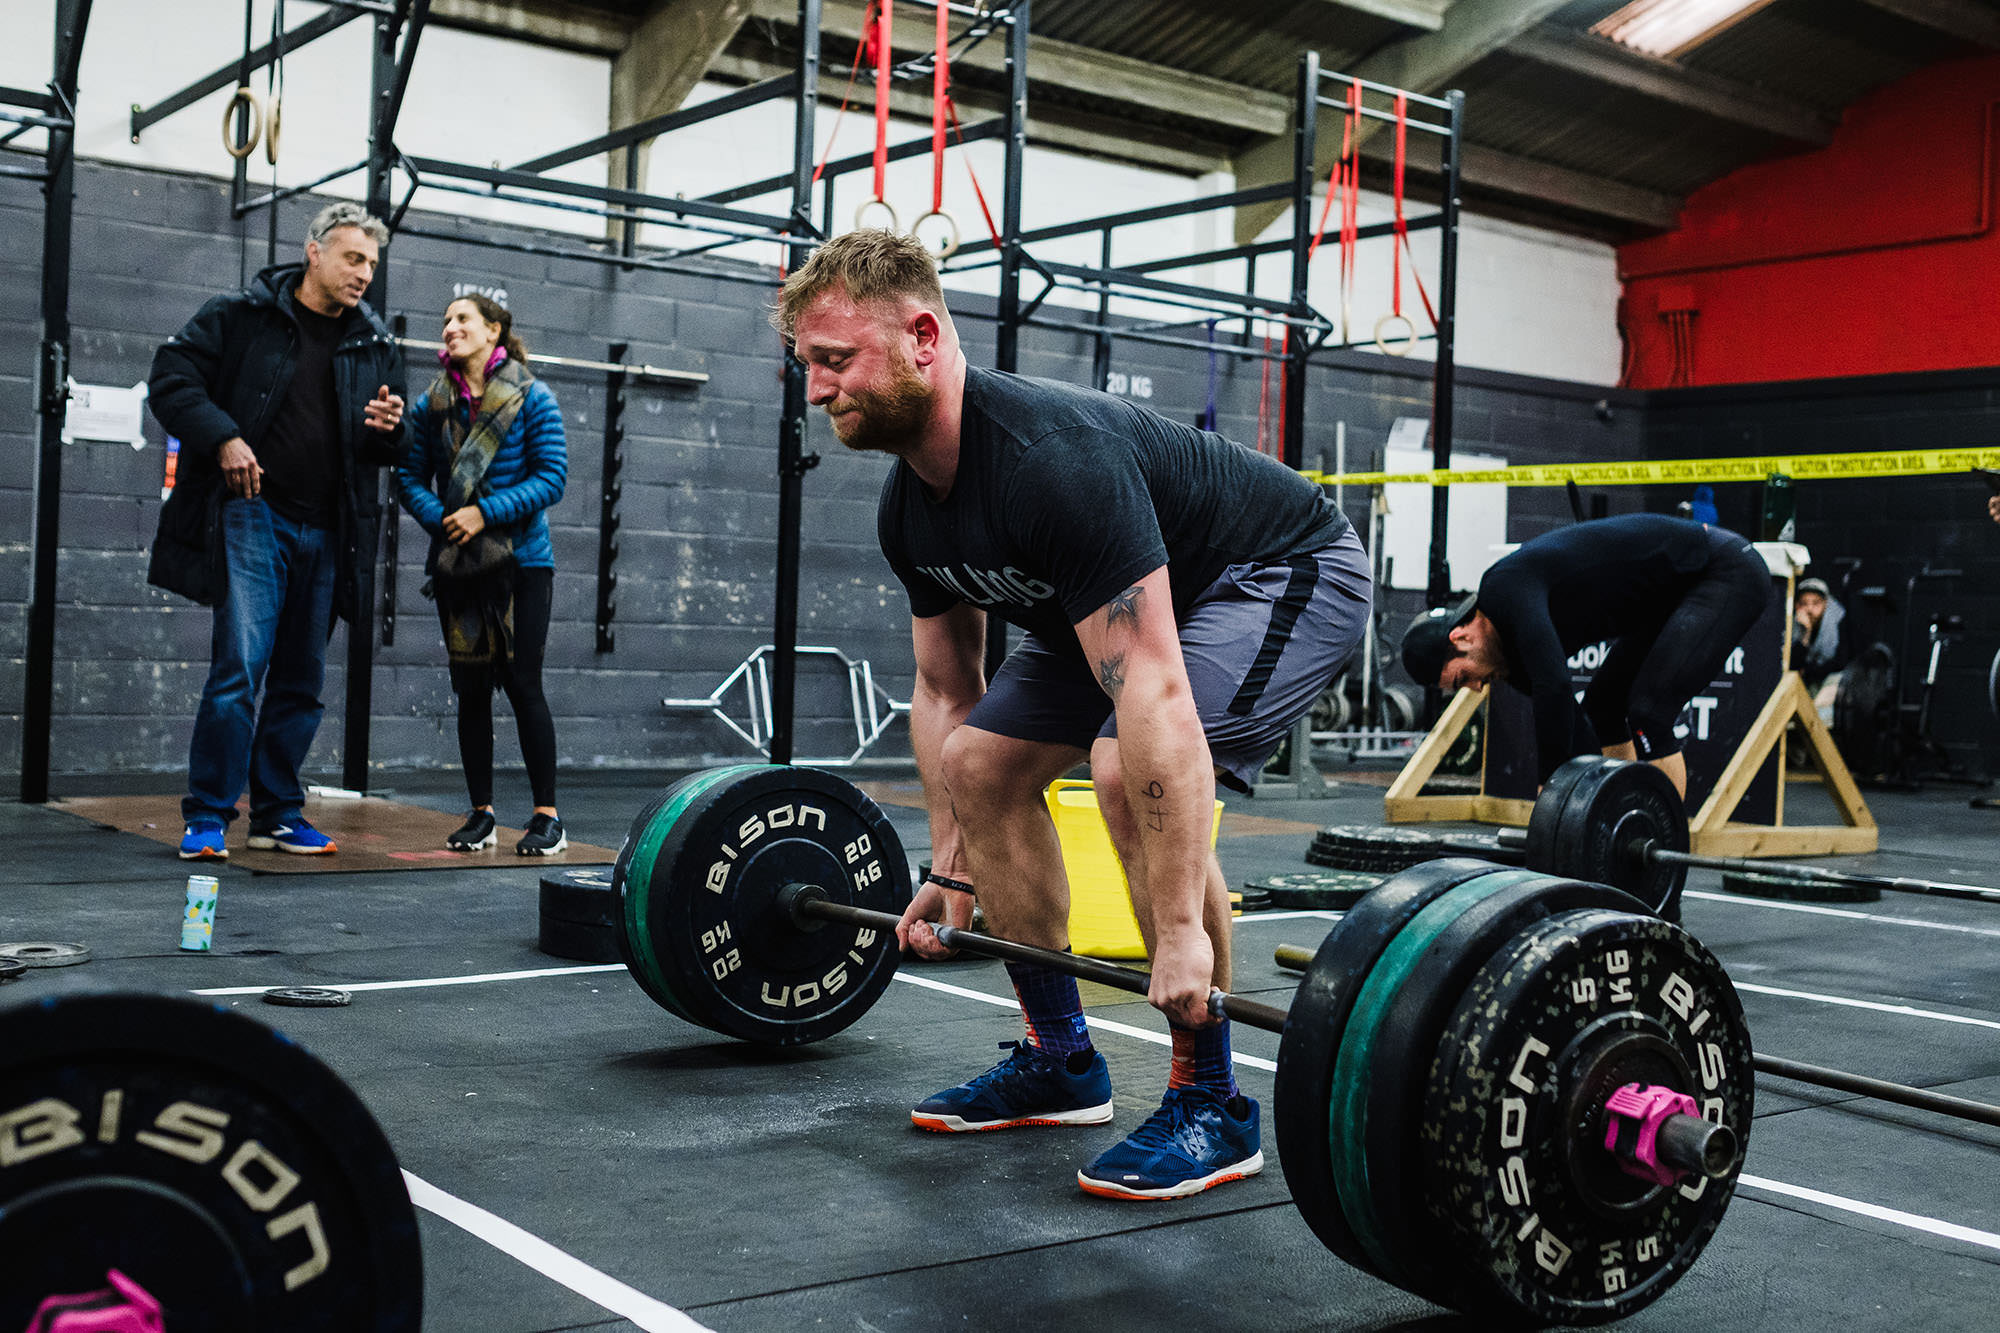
264, 97, 281, 165
854, 197, 900, 233
1373, 311, 1417, 357
910, 207, 961, 261
220, 86, 263, 161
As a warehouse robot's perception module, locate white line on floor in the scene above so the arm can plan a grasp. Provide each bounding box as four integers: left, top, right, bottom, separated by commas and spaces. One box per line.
403, 1170, 714, 1331
1684, 889, 2000, 940
893, 972, 1279, 1072
1733, 981, 2000, 1032
1236, 910, 1344, 924
191, 963, 626, 996
1737, 1174, 2000, 1253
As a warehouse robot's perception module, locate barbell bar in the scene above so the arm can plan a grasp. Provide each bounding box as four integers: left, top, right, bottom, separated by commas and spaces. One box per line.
1493, 823, 2000, 906
783, 882, 1294, 1030
1271, 943, 2000, 1132
613, 765, 1757, 1323
1381, 756, 2000, 914
785, 883, 1735, 1183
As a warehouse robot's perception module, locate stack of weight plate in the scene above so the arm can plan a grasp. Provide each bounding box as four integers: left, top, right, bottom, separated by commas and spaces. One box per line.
1306, 825, 1503, 874
538, 866, 622, 963
1244, 870, 1383, 911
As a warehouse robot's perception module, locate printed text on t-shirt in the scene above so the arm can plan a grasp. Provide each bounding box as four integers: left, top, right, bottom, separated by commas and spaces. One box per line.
917, 565, 1057, 609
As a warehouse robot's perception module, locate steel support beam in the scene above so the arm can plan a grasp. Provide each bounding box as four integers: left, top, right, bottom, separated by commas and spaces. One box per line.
1508, 26, 1832, 145
1426, 89, 1464, 607
769, 0, 821, 766
515, 72, 794, 174
129, 6, 362, 141
22, 0, 92, 805
1858, 0, 2000, 48
1233, 0, 1572, 243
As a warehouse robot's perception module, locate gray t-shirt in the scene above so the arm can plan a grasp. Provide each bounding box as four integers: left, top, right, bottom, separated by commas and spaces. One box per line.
878, 367, 1348, 655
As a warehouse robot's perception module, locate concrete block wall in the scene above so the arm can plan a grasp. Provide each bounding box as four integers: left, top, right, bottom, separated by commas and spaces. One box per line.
2, 157, 1648, 781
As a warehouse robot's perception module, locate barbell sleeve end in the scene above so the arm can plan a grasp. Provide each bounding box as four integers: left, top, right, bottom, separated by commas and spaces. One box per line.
1658, 1112, 1739, 1182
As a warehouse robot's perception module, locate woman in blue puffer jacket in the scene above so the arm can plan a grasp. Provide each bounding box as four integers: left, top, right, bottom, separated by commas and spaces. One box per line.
397, 294, 569, 856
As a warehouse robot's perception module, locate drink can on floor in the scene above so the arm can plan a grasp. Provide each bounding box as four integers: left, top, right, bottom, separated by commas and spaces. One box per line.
180, 874, 219, 951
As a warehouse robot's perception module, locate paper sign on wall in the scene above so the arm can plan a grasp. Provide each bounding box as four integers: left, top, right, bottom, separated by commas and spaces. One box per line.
63, 379, 150, 449
1382, 440, 1509, 592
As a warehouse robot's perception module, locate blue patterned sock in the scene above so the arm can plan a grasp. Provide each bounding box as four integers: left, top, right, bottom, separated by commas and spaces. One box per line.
1005, 960, 1093, 1058
1168, 1018, 1239, 1099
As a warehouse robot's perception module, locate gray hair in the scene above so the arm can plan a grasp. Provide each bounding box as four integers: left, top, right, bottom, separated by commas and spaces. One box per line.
306, 202, 389, 249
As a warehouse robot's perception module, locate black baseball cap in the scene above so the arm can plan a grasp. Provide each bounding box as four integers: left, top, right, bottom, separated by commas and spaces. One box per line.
1401, 594, 1479, 688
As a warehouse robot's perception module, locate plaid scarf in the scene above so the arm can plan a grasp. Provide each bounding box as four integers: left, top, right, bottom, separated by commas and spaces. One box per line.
424, 356, 532, 668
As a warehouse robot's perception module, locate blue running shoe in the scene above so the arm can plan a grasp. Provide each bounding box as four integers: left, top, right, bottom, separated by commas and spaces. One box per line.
178, 817, 227, 861
1077, 1087, 1263, 1200
246, 817, 337, 855
912, 1041, 1114, 1132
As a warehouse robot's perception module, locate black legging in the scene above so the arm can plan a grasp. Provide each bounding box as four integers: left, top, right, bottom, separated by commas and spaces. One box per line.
446, 565, 558, 809
1584, 527, 1773, 761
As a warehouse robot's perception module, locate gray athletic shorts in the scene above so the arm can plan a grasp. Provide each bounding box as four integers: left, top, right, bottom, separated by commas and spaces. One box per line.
963, 525, 1373, 792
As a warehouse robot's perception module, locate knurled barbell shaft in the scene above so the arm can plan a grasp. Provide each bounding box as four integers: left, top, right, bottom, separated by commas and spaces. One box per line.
1755, 1054, 2000, 1129
1647, 846, 2000, 904
1490, 826, 2000, 904
1272, 942, 2000, 1130
782, 884, 1294, 1032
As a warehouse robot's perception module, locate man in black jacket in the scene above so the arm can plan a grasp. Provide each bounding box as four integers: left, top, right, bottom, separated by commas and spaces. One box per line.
1401, 514, 1773, 798
149, 202, 406, 859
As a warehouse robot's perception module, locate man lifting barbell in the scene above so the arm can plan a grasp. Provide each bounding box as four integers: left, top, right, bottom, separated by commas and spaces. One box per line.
1401, 513, 1774, 798
775, 230, 1371, 1200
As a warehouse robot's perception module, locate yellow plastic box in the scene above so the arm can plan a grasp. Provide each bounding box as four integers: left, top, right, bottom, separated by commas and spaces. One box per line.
1043, 779, 1225, 960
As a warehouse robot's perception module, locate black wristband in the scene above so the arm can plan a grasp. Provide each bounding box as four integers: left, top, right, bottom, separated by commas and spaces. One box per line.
924, 871, 975, 895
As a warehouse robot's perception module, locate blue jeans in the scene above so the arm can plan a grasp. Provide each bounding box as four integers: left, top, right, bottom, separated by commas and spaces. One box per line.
183, 498, 337, 827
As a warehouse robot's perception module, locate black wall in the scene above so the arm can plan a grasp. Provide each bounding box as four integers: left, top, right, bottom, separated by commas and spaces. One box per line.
1642, 369, 2000, 776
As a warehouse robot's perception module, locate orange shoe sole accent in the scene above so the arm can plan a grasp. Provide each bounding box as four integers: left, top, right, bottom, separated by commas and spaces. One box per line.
1076, 1166, 1259, 1201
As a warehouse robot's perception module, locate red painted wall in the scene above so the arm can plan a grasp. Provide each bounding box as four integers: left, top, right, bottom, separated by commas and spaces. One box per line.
1617, 56, 2000, 389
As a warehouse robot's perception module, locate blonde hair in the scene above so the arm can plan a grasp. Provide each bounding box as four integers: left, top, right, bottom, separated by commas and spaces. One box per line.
771, 229, 950, 341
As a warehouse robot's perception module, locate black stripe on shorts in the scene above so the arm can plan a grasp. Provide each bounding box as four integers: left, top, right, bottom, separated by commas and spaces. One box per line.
1226, 556, 1318, 716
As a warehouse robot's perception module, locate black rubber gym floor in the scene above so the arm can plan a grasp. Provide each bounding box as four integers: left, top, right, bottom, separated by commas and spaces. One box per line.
4, 764, 1997, 1331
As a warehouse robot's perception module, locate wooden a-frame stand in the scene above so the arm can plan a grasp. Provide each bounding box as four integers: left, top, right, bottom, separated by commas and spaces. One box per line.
1384, 672, 1877, 858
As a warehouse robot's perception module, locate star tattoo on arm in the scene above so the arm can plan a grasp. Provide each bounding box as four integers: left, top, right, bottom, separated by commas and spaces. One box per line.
1097, 652, 1126, 700
1107, 585, 1143, 629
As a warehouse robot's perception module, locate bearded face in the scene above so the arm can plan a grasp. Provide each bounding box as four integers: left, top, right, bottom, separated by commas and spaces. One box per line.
824, 340, 934, 454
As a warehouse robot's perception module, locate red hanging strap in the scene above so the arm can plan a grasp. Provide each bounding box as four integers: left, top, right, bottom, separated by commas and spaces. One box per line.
1385, 91, 1439, 337
811, 2, 875, 187
1304, 81, 1356, 266
944, 95, 1001, 247
912, 0, 961, 256
852, 0, 898, 230
872, 0, 893, 201
1392, 92, 1407, 320
1331, 82, 1360, 343
931, 0, 948, 211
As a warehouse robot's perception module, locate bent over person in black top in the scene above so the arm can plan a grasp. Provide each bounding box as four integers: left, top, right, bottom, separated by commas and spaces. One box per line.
1401, 513, 1774, 796
776, 230, 1372, 1204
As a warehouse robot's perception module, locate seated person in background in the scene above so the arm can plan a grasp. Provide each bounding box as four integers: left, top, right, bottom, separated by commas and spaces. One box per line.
1791, 576, 1849, 721
1401, 512, 1774, 798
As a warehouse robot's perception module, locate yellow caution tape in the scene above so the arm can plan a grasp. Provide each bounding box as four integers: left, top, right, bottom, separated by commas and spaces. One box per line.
1302, 447, 2000, 489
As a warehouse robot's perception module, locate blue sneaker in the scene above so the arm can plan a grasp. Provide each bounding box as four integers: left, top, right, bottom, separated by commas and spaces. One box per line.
911, 1041, 1114, 1133
1077, 1087, 1264, 1200
178, 817, 228, 861
246, 817, 337, 855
